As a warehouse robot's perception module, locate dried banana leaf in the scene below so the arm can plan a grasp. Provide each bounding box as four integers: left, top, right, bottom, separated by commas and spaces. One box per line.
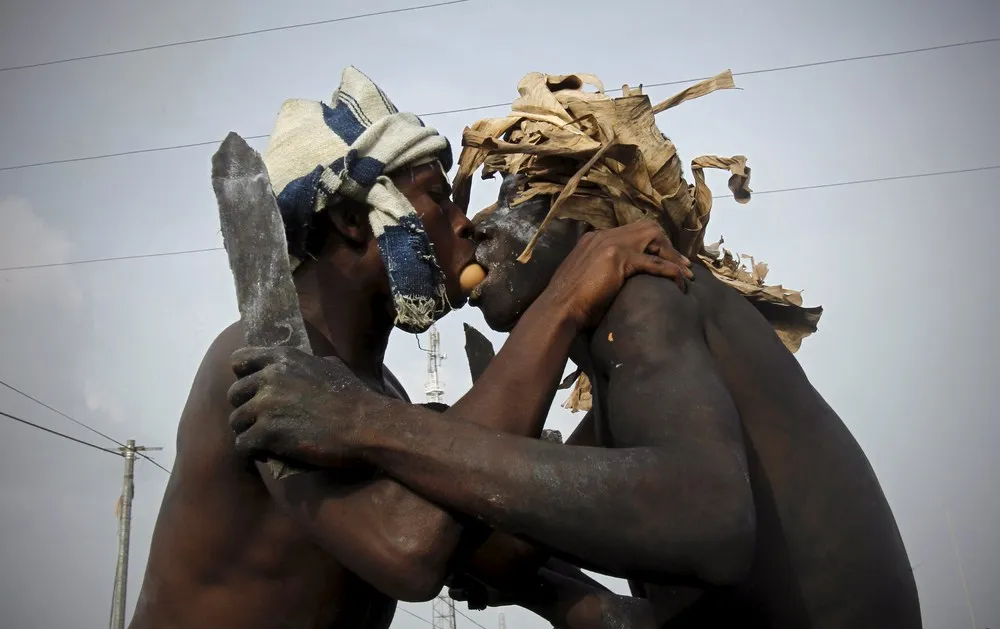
453, 71, 823, 412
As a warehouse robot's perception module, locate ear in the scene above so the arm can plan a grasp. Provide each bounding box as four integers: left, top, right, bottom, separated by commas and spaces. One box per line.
328, 202, 370, 246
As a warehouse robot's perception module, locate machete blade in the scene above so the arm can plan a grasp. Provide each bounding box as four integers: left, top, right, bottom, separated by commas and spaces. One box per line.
212, 132, 310, 480
463, 323, 496, 384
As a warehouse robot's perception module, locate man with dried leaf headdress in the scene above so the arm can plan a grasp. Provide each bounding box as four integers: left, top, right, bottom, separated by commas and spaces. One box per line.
223, 71, 921, 628
447, 73, 917, 627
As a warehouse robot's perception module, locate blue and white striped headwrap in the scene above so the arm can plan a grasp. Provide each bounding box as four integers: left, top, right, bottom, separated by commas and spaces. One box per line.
263, 66, 454, 333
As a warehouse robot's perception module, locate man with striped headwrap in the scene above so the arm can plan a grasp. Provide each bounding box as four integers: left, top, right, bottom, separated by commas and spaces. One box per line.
132, 67, 692, 629
264, 66, 458, 332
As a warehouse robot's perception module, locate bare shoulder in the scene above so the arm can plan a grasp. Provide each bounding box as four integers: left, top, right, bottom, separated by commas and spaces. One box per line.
175, 322, 246, 460
592, 271, 706, 366
183, 322, 244, 415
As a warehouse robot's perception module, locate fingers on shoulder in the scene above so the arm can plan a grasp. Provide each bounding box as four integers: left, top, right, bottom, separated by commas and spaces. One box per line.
231, 345, 296, 377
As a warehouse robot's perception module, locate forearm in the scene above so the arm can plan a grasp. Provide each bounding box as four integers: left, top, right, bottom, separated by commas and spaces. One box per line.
360, 415, 742, 581
445, 294, 577, 436
261, 462, 483, 602
278, 290, 581, 594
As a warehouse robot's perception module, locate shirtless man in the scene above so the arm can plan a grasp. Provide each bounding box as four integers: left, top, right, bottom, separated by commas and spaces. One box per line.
130, 68, 691, 629
228, 175, 923, 628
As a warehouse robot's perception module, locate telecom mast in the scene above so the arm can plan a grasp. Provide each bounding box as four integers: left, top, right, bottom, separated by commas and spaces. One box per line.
420, 325, 457, 629
423, 325, 446, 404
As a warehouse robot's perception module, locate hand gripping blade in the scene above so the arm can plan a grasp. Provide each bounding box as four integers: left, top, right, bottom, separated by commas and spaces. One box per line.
212, 132, 310, 480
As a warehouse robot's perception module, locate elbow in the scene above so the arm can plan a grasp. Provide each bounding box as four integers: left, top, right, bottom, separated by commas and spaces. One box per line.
377, 535, 451, 603
391, 566, 448, 603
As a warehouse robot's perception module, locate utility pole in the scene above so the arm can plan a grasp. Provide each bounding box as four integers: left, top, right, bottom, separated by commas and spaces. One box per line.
499, 611, 507, 629
109, 440, 162, 629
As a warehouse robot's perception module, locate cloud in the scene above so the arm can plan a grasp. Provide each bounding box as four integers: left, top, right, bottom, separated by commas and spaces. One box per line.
83, 378, 128, 425
0, 195, 82, 310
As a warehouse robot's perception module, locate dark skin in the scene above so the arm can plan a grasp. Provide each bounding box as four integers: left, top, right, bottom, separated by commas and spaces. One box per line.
230, 175, 923, 628
131, 164, 693, 629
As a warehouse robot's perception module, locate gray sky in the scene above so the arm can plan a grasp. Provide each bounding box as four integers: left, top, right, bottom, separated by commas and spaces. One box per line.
1, 0, 997, 627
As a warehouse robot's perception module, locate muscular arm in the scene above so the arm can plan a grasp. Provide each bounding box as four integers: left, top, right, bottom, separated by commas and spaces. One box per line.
246, 297, 579, 600
228, 222, 694, 599
348, 270, 756, 584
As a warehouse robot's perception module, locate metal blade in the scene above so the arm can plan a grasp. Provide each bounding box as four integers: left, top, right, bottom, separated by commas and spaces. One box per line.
463, 324, 496, 384
212, 132, 310, 480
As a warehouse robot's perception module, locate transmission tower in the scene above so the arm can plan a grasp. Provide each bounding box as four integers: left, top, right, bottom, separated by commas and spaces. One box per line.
432, 594, 458, 629
420, 325, 457, 629
423, 325, 446, 403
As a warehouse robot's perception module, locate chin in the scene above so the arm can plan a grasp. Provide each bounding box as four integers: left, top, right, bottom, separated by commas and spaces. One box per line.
446, 291, 468, 311
475, 293, 518, 333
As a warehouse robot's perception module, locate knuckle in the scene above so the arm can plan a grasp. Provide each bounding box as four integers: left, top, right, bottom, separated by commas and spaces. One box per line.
265, 362, 285, 378
600, 245, 619, 262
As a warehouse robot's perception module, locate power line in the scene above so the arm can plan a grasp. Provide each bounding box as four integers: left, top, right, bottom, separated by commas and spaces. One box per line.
1, 36, 995, 173
0, 1, 472, 74
709, 164, 1000, 199
0, 246, 223, 272
0, 378, 171, 474
0, 408, 121, 456
453, 606, 489, 629
640, 37, 1000, 91
398, 606, 434, 626
413, 36, 1000, 117
1, 163, 995, 273
0, 138, 238, 172
1, 378, 124, 445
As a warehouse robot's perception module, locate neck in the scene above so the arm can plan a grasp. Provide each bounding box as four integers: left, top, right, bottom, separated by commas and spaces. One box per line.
294, 258, 394, 384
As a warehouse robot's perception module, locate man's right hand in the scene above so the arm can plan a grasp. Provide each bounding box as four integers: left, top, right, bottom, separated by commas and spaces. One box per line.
542, 220, 693, 331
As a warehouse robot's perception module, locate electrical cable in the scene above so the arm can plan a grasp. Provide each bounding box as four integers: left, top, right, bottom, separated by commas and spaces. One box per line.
1, 164, 995, 272
1, 37, 995, 172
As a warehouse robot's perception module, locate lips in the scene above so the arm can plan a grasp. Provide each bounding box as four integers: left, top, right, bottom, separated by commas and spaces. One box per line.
474, 246, 497, 272
467, 253, 493, 304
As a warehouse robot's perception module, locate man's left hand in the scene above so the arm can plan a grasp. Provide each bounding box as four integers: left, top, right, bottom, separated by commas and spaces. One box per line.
227, 346, 392, 465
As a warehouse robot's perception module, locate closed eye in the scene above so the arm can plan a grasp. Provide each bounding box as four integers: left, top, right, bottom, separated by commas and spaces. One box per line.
428, 183, 453, 204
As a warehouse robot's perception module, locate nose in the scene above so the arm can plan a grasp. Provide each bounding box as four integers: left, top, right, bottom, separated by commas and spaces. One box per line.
456, 214, 473, 240
472, 220, 496, 243
448, 202, 474, 240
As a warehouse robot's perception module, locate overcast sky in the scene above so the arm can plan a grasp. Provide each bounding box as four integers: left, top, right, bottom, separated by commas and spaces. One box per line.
1, 0, 998, 628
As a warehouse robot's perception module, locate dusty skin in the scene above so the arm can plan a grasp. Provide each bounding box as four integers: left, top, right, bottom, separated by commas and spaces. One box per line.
228, 178, 923, 629
131, 160, 692, 629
